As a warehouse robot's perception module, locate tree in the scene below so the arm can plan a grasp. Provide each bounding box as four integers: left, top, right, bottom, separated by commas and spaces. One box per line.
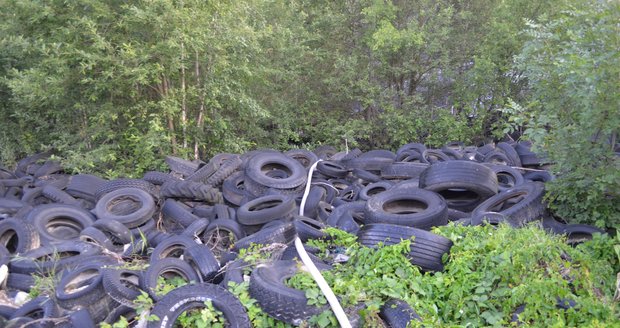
511, 0, 619, 227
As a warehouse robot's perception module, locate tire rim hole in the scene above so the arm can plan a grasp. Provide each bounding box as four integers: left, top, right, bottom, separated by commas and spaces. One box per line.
0, 230, 19, 253
108, 196, 143, 216
383, 199, 428, 214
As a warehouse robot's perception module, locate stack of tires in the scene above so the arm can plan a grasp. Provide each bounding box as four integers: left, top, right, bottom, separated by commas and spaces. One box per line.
0, 142, 603, 327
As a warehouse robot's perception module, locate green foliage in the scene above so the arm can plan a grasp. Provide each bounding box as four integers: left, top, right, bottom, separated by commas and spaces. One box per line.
288, 224, 619, 327
227, 281, 293, 328
511, 0, 620, 227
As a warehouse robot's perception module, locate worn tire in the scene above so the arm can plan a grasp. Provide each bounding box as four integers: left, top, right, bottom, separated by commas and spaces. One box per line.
364, 187, 448, 230
147, 283, 250, 328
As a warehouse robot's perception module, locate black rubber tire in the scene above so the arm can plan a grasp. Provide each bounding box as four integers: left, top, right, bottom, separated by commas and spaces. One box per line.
419, 161, 498, 212
92, 218, 133, 245
317, 161, 349, 178
150, 235, 198, 261
9, 241, 102, 275
380, 163, 429, 180
6, 273, 35, 292
203, 218, 246, 256
183, 244, 220, 282
160, 180, 223, 203
422, 149, 451, 164
55, 258, 116, 311
79, 226, 118, 251
222, 171, 248, 206
496, 142, 522, 167
0, 218, 40, 255
41, 185, 80, 206
101, 266, 144, 307
233, 222, 296, 251
160, 199, 201, 228
313, 145, 338, 160
219, 258, 249, 287
181, 218, 210, 240
95, 179, 158, 201
380, 299, 422, 327
165, 155, 200, 177
300, 186, 326, 218
237, 194, 296, 225
470, 181, 546, 227
57, 308, 95, 328
27, 204, 95, 245
285, 149, 319, 169
142, 171, 177, 185
141, 257, 202, 301
523, 170, 555, 182
358, 181, 394, 201
65, 174, 106, 203
364, 187, 448, 230
244, 152, 307, 195
185, 156, 221, 182
293, 215, 326, 242
483, 150, 512, 166
103, 305, 139, 325
357, 223, 453, 272
483, 163, 524, 192
396, 143, 427, 157
10, 296, 59, 328
204, 155, 242, 187
326, 201, 366, 227
94, 187, 156, 228
147, 282, 251, 328
249, 260, 326, 325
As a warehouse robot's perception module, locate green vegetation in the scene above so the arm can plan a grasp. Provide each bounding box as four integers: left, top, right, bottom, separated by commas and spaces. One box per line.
505, 0, 619, 227
0, 0, 565, 174
286, 225, 619, 327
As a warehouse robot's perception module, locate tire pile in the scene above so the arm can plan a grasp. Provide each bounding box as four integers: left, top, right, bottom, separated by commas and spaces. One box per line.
0, 141, 605, 327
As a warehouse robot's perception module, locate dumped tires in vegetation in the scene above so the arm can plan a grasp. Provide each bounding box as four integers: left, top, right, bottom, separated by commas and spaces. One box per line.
0, 141, 616, 327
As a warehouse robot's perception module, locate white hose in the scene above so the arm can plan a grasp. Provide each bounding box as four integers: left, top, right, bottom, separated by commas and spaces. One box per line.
297, 159, 352, 328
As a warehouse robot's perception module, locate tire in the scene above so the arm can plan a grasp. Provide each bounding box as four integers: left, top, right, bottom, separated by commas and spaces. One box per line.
56, 308, 95, 328
204, 155, 242, 187
95, 179, 158, 201
222, 171, 248, 206
496, 142, 522, 167
293, 215, 326, 242
142, 171, 177, 185
160, 180, 223, 203
285, 149, 319, 169
0, 218, 40, 255
470, 181, 546, 227
79, 226, 118, 252
300, 186, 326, 218
94, 187, 156, 228
41, 185, 80, 206
10, 296, 59, 328
249, 260, 326, 325
233, 222, 296, 251
244, 152, 307, 195
141, 258, 202, 301
396, 143, 427, 157
150, 235, 198, 261
147, 283, 250, 328
161, 199, 201, 228
358, 181, 394, 201
165, 156, 200, 177
483, 150, 512, 165
237, 194, 296, 225
317, 161, 349, 178
55, 258, 117, 311
364, 187, 448, 230
357, 223, 453, 272
203, 219, 246, 257
65, 174, 106, 203
27, 204, 95, 245
183, 244, 220, 282
483, 163, 525, 192
422, 149, 451, 164
380, 163, 429, 180
6, 273, 35, 292
92, 218, 133, 245
380, 299, 422, 328
419, 161, 498, 212
101, 267, 144, 307
9, 241, 102, 275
